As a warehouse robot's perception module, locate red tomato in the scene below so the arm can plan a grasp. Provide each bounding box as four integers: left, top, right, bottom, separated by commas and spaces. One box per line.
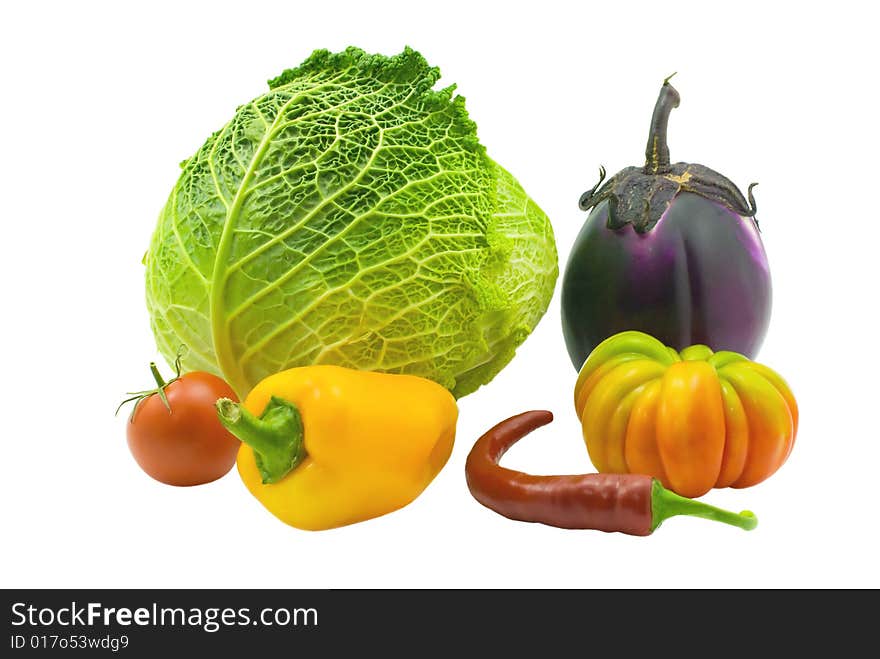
126, 370, 240, 486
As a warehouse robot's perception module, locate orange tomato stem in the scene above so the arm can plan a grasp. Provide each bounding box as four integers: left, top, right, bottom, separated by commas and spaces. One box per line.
650, 480, 757, 532
116, 359, 182, 418
149, 362, 167, 388
216, 396, 306, 485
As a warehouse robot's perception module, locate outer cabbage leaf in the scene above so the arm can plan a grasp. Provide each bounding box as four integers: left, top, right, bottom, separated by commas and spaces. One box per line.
145, 47, 557, 397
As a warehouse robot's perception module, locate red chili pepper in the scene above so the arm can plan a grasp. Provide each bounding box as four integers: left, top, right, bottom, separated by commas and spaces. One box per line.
465, 410, 758, 536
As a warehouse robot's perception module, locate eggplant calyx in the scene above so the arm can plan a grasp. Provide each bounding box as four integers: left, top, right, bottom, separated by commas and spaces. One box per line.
579, 162, 758, 233
578, 78, 758, 233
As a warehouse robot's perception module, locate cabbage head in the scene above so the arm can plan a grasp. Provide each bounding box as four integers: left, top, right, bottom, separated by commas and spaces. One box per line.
145, 47, 557, 398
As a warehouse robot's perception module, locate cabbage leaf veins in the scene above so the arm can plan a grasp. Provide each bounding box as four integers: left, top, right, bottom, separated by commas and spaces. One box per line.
145, 47, 557, 397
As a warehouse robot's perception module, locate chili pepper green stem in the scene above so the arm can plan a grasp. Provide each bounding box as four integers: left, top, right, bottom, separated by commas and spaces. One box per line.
216, 396, 306, 485
650, 480, 757, 532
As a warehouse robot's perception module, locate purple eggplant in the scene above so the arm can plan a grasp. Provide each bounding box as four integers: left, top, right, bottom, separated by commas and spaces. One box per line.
561, 76, 771, 370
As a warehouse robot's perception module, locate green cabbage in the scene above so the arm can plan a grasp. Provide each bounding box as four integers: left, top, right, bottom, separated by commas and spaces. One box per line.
145, 47, 557, 398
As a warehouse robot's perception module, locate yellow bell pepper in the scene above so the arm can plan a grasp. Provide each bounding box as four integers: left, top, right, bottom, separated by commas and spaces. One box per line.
215, 365, 457, 530
574, 331, 798, 498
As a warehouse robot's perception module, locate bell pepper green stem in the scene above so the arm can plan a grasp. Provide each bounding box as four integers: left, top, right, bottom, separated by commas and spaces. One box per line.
650, 480, 757, 532
216, 396, 306, 485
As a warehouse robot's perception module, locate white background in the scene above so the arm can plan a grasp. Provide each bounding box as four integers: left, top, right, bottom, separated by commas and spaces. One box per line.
2, 0, 878, 589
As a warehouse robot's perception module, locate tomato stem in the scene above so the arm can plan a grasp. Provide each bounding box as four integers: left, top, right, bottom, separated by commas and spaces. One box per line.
216, 396, 306, 484
150, 362, 167, 388
116, 358, 181, 419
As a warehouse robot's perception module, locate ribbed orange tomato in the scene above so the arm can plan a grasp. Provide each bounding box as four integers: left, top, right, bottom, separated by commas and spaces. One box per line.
574, 331, 798, 498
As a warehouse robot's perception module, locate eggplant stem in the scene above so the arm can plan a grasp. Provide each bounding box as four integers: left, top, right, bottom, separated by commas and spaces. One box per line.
644, 78, 681, 175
